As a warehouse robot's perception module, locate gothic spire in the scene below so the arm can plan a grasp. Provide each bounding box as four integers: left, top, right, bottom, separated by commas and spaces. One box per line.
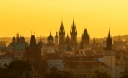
70, 19, 77, 35
59, 18, 65, 35
105, 28, 113, 50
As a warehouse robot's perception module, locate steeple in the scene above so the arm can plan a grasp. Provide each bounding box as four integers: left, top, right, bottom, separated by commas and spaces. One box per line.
103, 28, 115, 77
70, 19, 77, 46
59, 19, 65, 35
105, 28, 113, 50
70, 19, 77, 35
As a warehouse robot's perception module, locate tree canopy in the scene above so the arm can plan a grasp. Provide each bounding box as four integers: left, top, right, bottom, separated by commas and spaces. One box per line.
42, 67, 75, 78
0, 59, 34, 78
92, 70, 113, 78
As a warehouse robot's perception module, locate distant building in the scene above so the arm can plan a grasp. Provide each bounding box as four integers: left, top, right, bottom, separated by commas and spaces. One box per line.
46, 32, 55, 53
64, 56, 109, 78
0, 52, 13, 67
47, 53, 64, 71
103, 29, 116, 77
58, 20, 65, 54
81, 29, 90, 49
25, 34, 42, 74
8, 33, 29, 59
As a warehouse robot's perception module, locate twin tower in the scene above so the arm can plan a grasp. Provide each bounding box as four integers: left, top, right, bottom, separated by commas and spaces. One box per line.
57, 20, 89, 53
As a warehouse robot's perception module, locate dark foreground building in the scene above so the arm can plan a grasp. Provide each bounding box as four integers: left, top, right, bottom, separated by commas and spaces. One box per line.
25, 34, 42, 74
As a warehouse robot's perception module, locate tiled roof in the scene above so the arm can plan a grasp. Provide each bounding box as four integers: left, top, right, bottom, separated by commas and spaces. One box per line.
65, 61, 109, 69
100, 62, 109, 68
65, 61, 99, 68
63, 55, 103, 62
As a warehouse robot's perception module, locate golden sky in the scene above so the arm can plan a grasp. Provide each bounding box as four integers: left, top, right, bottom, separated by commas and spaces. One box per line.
0, 0, 128, 38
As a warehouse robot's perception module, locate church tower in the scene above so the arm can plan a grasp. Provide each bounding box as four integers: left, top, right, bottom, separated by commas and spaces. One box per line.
70, 20, 77, 49
59, 20, 65, 44
103, 29, 115, 77
30, 34, 36, 47
58, 20, 65, 53
82, 29, 90, 48
47, 32, 54, 53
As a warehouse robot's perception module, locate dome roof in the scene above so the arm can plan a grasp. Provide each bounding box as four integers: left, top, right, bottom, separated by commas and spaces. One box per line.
15, 42, 29, 50
47, 32, 54, 40
8, 42, 17, 48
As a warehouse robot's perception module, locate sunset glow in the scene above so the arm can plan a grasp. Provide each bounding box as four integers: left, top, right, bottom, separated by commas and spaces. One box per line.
0, 0, 128, 38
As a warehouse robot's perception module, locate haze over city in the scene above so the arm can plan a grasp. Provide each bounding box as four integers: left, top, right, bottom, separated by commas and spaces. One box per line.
1, 0, 128, 78
0, 0, 128, 38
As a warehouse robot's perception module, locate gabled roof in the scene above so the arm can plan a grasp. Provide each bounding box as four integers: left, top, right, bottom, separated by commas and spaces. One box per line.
64, 45, 74, 51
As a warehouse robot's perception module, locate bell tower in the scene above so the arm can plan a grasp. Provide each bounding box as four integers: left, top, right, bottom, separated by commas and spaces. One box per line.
103, 29, 115, 78
58, 19, 65, 53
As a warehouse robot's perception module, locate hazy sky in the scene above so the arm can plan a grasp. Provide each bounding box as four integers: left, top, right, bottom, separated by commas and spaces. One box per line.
0, 0, 128, 38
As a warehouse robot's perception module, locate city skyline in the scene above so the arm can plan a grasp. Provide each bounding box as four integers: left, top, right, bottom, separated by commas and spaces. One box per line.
0, 0, 128, 38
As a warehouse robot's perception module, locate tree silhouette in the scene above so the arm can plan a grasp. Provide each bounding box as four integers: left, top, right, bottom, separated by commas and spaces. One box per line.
92, 70, 113, 78
43, 67, 75, 78
0, 59, 34, 78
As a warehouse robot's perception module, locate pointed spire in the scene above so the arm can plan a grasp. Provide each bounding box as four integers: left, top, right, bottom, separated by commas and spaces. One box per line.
61, 17, 63, 26
56, 32, 57, 35
105, 28, 113, 50
73, 16, 74, 25
59, 17, 65, 35
108, 28, 110, 38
